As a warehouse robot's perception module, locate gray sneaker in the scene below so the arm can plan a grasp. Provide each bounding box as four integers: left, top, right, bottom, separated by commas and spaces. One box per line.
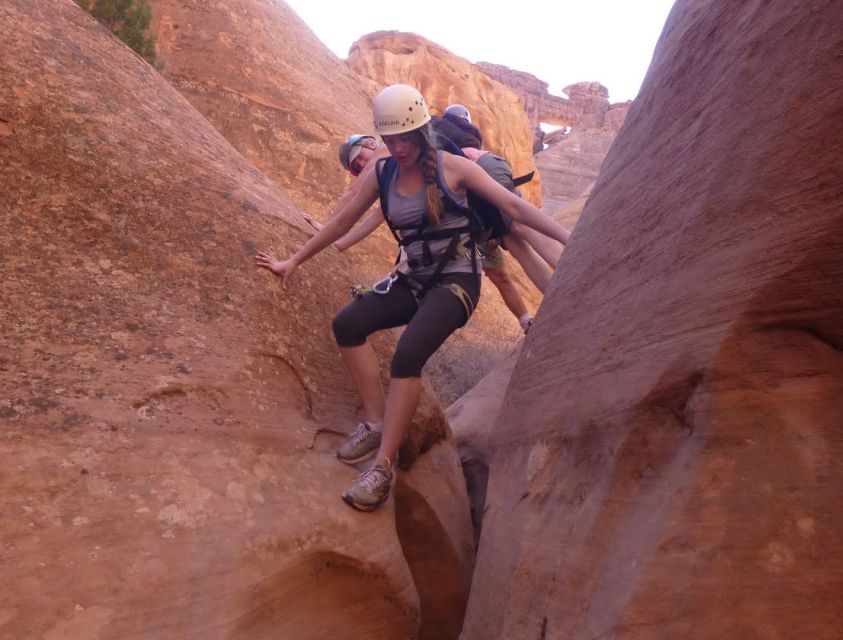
336, 422, 382, 465
342, 464, 393, 511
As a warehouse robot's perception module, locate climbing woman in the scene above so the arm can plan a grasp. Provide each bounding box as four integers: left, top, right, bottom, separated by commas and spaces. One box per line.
255, 84, 571, 511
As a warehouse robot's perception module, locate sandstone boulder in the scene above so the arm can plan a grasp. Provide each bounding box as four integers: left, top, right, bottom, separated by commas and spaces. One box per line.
148, 0, 371, 222
461, 1, 843, 638
0, 3, 473, 639
537, 126, 620, 215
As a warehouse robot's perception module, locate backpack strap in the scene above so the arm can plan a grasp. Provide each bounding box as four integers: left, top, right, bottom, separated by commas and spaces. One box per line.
434, 133, 465, 157
512, 171, 535, 187
375, 157, 401, 245
376, 148, 479, 299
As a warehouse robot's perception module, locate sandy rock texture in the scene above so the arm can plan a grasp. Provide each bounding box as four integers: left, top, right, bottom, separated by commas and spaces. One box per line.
448, 188, 592, 544
535, 83, 630, 217
461, 1, 843, 638
148, 0, 372, 222
146, 0, 404, 296
537, 125, 621, 216
0, 3, 473, 639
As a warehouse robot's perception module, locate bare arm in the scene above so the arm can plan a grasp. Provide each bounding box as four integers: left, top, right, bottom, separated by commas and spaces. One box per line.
447, 155, 571, 245
335, 208, 386, 252
255, 170, 380, 285
293, 170, 380, 263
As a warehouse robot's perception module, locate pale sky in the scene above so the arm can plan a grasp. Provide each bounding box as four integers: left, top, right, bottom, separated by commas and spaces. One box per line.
284, 0, 677, 103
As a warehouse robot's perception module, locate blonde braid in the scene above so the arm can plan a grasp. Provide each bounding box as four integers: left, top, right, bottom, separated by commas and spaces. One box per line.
417, 124, 443, 225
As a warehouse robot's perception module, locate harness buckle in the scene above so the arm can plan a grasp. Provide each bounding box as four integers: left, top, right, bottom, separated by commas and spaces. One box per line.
373, 273, 398, 295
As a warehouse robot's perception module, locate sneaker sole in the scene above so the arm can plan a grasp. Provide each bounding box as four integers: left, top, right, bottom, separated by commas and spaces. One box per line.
341, 492, 389, 512
336, 446, 378, 466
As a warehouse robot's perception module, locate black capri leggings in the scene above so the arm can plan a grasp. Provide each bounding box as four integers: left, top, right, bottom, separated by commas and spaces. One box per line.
332, 272, 481, 378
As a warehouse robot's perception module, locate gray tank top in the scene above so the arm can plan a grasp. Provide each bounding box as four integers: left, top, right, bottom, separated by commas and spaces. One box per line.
386, 153, 479, 280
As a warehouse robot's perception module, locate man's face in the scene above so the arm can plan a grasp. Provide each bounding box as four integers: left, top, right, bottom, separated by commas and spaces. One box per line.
349, 144, 374, 176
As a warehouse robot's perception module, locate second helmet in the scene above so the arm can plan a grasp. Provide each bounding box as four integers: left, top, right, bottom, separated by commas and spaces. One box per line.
444, 103, 471, 123
338, 134, 375, 171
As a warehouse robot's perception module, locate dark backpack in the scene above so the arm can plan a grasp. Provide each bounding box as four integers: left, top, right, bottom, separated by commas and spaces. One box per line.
431, 115, 482, 149
376, 134, 513, 241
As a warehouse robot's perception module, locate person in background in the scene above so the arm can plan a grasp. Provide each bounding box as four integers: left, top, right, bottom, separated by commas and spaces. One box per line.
301, 134, 389, 252
441, 104, 564, 295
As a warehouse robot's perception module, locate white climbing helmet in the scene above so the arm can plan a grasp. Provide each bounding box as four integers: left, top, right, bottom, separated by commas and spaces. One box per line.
444, 103, 471, 123
372, 84, 431, 136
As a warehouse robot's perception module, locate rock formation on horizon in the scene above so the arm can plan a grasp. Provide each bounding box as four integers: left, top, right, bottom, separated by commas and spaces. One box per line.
478, 64, 630, 136
477, 63, 630, 218
0, 3, 474, 638
459, 1, 843, 637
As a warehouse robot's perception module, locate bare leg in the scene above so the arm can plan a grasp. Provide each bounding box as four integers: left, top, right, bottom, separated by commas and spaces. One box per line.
484, 266, 529, 320
504, 233, 553, 293
375, 376, 423, 469
339, 344, 385, 425
511, 221, 564, 268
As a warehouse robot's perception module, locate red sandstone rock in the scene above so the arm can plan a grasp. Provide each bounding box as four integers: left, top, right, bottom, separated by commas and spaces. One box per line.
537, 126, 619, 215
479, 65, 629, 217
0, 3, 473, 638
605, 101, 631, 134
461, 1, 843, 638
445, 348, 521, 545
146, 0, 407, 298
477, 62, 582, 130
477, 65, 630, 136
148, 0, 372, 224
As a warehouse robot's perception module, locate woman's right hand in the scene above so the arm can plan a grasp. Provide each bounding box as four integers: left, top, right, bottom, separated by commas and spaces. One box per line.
255, 251, 298, 288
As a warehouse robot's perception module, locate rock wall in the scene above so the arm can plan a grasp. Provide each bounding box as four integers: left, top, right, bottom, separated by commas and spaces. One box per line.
148, 0, 372, 223
476, 63, 581, 131
478, 63, 630, 217
461, 1, 843, 638
0, 3, 474, 639
536, 127, 619, 215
